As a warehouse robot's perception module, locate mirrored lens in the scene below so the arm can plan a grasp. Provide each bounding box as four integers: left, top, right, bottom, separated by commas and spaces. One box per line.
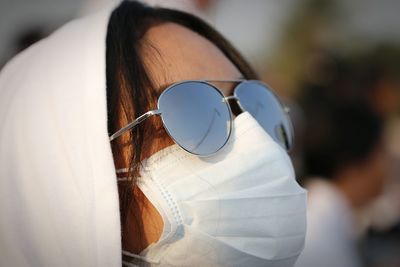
159, 81, 232, 155
234, 81, 294, 150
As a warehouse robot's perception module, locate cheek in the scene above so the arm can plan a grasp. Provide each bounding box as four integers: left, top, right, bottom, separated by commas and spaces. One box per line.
140, 116, 175, 161
143, 133, 174, 160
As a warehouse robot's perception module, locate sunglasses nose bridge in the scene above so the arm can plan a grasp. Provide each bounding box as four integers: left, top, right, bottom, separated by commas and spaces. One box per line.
222, 95, 242, 120
222, 95, 239, 108
224, 95, 239, 102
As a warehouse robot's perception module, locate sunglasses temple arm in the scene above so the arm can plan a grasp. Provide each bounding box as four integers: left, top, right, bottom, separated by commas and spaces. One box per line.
109, 110, 161, 141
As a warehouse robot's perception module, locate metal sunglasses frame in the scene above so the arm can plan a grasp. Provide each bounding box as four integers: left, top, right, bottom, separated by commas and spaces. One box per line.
109, 79, 293, 155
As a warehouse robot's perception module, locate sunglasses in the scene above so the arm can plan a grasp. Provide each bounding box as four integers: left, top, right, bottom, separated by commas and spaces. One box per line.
109, 80, 293, 156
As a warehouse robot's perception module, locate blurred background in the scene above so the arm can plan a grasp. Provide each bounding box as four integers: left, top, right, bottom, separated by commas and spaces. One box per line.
1, 0, 399, 266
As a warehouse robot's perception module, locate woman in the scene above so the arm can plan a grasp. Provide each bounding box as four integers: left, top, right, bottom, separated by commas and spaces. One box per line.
0, 1, 306, 266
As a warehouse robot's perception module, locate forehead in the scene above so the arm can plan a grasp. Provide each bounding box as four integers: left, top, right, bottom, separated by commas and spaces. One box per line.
141, 22, 242, 95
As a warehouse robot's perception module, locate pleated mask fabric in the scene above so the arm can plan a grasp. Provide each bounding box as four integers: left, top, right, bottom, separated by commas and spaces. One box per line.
120, 112, 307, 267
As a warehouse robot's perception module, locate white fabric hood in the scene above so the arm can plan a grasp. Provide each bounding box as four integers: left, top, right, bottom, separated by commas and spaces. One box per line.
0, 4, 122, 267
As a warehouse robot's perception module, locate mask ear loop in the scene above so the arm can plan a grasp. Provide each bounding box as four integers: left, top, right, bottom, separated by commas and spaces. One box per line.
117, 168, 136, 267
122, 260, 139, 267
117, 168, 163, 265
122, 250, 160, 265
116, 168, 132, 182
116, 168, 130, 173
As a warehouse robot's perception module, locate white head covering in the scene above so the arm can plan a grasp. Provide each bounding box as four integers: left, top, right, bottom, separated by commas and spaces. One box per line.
0, 3, 122, 267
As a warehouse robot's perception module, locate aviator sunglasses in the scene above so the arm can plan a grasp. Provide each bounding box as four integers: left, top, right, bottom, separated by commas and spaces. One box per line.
109, 80, 293, 156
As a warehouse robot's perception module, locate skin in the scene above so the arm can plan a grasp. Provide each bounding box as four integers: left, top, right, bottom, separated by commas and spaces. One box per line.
120, 22, 242, 254
368, 78, 400, 117
334, 143, 387, 209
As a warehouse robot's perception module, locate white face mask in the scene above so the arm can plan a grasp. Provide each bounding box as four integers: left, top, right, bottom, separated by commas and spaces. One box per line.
118, 111, 307, 267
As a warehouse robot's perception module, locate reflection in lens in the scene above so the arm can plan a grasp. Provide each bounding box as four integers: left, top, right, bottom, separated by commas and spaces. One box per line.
159, 81, 231, 155
235, 81, 294, 150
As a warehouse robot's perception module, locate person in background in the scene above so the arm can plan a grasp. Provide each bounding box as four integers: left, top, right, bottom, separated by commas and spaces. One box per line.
294, 98, 385, 267
356, 46, 400, 234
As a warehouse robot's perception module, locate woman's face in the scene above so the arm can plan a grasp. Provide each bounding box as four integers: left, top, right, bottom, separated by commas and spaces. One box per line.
123, 22, 243, 253
137, 22, 243, 159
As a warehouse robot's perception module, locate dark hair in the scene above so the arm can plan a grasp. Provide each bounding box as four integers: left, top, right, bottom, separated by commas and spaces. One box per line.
106, 0, 257, 250
302, 101, 383, 179
297, 50, 385, 180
